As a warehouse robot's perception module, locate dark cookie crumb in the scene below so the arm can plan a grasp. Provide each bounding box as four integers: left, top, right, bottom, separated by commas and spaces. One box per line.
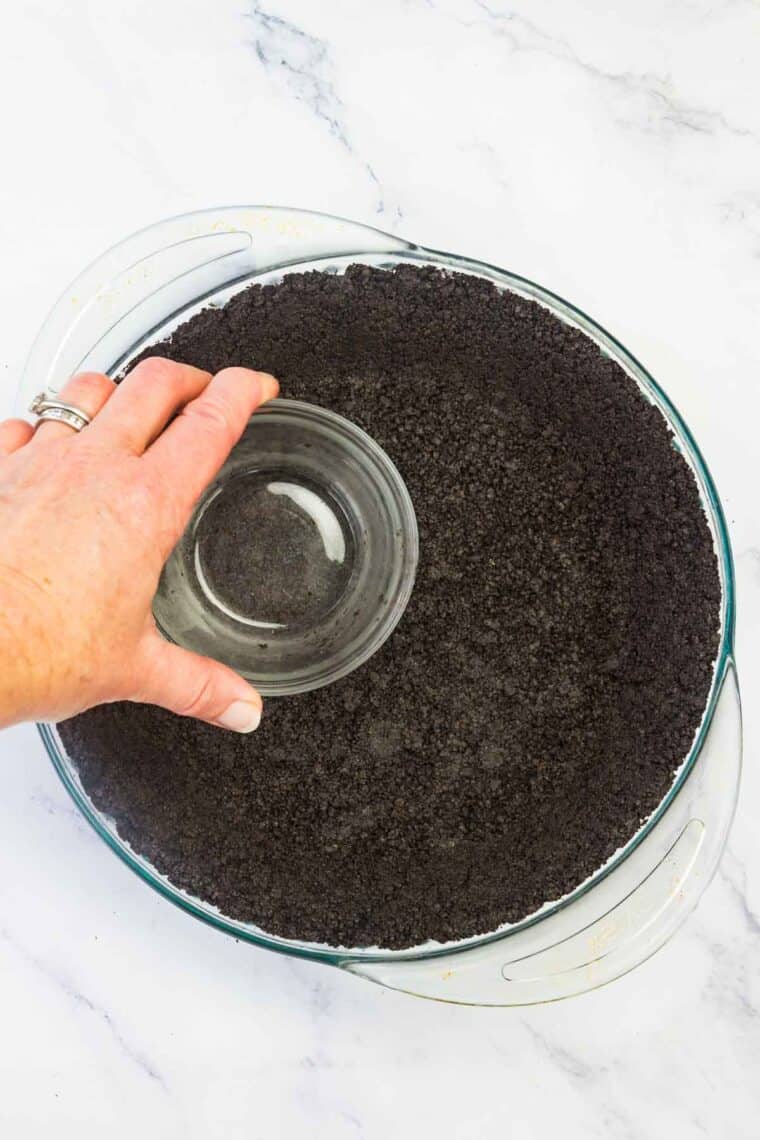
59, 265, 721, 949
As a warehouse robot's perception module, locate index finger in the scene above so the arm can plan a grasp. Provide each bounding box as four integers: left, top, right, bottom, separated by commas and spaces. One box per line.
143, 366, 279, 513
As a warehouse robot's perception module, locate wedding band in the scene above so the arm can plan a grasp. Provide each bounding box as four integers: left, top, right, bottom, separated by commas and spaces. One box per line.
29, 392, 92, 433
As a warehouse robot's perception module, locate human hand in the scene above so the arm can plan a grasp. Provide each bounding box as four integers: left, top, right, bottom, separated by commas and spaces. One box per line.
0, 359, 278, 731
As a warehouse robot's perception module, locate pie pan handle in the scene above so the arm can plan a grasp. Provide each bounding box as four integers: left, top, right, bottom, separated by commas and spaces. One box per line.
18, 206, 413, 409
343, 660, 741, 1005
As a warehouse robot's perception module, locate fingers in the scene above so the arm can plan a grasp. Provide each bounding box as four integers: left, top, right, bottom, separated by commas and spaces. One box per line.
91, 357, 214, 453
32, 372, 116, 443
144, 367, 279, 515
135, 630, 263, 732
0, 418, 34, 456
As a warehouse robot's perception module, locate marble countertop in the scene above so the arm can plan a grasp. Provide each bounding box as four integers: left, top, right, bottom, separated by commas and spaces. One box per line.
1, 1, 758, 1136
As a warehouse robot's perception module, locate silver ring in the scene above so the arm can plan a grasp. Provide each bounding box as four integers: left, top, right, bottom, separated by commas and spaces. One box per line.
29, 392, 92, 434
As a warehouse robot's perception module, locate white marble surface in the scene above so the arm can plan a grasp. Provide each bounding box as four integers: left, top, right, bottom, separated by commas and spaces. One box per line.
1, 0, 759, 1135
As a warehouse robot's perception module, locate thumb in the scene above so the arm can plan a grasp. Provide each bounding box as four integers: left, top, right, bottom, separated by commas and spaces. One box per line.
134, 632, 263, 732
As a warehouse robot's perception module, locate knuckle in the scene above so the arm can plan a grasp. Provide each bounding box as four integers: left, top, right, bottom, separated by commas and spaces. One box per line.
132, 356, 182, 390
0, 418, 31, 454
127, 469, 186, 558
186, 395, 235, 440
142, 477, 187, 549
177, 672, 216, 719
71, 372, 114, 401
125, 475, 161, 521
102, 467, 160, 532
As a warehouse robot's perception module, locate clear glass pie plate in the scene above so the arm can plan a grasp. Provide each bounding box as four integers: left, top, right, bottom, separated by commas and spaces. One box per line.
18, 206, 741, 1005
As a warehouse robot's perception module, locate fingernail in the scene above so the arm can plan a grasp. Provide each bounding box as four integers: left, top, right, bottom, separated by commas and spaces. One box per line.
257, 373, 279, 403
217, 700, 262, 733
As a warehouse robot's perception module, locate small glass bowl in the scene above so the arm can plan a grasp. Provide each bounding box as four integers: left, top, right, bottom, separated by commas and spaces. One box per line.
153, 398, 418, 695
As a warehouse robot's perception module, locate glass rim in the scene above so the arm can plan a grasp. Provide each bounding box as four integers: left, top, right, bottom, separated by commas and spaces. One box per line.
32, 206, 735, 965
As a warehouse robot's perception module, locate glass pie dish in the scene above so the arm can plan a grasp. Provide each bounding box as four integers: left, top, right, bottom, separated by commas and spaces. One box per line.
18, 206, 741, 1005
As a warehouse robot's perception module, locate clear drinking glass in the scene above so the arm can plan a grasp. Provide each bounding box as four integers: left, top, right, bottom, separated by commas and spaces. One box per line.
153, 397, 418, 696
18, 206, 741, 1005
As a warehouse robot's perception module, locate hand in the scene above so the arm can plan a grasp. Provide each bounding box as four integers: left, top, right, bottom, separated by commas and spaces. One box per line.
0, 358, 279, 731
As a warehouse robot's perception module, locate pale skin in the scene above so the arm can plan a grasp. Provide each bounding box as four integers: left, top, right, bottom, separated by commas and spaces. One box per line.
0, 358, 279, 732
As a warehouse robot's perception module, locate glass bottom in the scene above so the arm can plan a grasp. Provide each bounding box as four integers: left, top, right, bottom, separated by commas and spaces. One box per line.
193, 471, 354, 633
